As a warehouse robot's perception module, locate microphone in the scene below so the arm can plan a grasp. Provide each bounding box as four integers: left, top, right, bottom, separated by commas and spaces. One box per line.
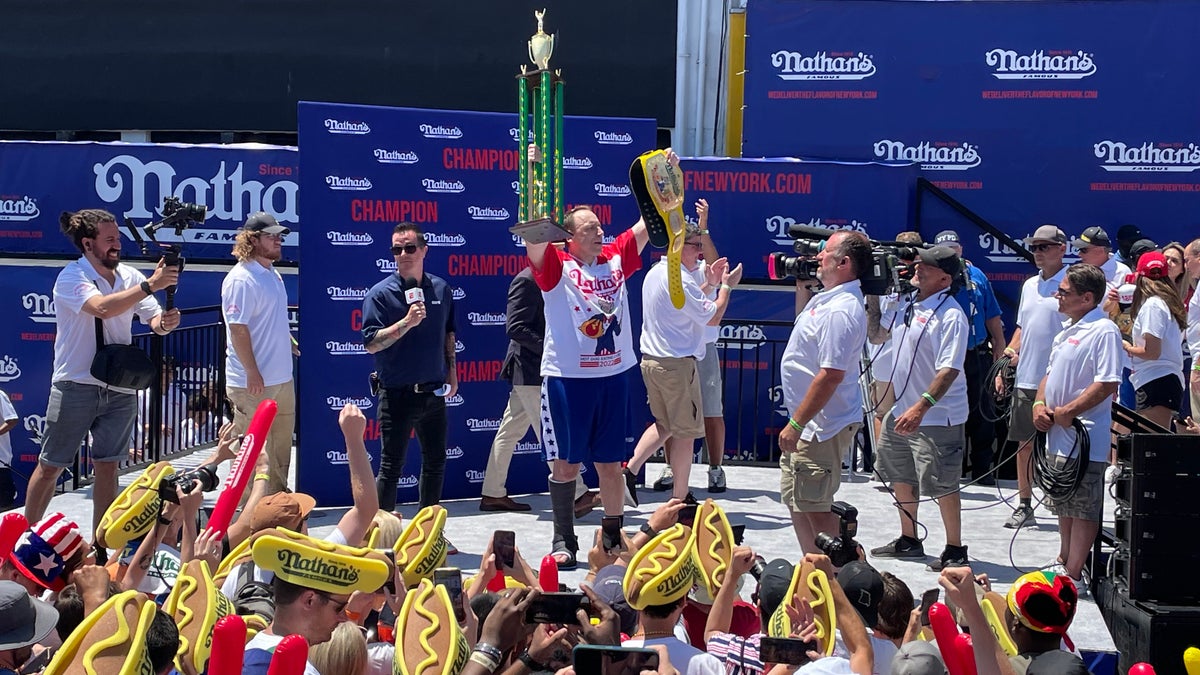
403, 277, 425, 305
787, 224, 836, 241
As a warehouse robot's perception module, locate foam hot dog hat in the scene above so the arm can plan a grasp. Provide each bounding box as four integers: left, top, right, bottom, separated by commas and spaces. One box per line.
689, 499, 735, 599
392, 505, 448, 587
252, 528, 393, 595
767, 560, 837, 656
97, 461, 175, 550
212, 530, 259, 588
44, 589, 157, 675
394, 578, 470, 675
623, 524, 697, 610
164, 559, 235, 675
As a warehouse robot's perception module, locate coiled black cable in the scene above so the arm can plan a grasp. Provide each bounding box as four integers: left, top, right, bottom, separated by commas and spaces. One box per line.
1031, 418, 1090, 501
980, 354, 1015, 423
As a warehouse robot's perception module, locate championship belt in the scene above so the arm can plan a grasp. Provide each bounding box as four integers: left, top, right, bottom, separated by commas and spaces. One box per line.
630, 149, 686, 308
768, 561, 837, 657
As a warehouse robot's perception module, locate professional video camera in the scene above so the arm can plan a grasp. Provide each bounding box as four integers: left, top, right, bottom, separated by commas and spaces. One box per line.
814, 501, 861, 568
124, 196, 208, 309
767, 223, 924, 296
158, 463, 220, 504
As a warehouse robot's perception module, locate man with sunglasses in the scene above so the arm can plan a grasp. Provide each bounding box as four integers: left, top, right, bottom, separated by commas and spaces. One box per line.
1073, 226, 1131, 291
223, 212, 297, 495
997, 225, 1067, 531
362, 223, 458, 515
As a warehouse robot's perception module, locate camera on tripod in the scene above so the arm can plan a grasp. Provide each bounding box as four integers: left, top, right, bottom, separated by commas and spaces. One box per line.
160, 197, 208, 233
158, 463, 220, 504
814, 501, 861, 568
766, 223, 926, 296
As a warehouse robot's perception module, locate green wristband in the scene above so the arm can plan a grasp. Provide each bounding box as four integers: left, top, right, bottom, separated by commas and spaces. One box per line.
921, 392, 938, 406
1033, 400, 1046, 408
721, 283, 732, 292
787, 418, 803, 432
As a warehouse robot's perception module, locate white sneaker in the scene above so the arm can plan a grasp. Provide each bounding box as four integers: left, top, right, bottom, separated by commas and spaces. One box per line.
1105, 464, 1121, 486
652, 465, 674, 491
707, 466, 727, 493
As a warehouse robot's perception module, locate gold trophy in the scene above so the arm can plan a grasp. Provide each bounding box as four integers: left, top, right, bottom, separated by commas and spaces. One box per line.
510, 9, 570, 245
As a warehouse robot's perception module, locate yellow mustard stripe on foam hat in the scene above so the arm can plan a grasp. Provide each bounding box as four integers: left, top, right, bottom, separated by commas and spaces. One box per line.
623, 524, 697, 611
97, 462, 175, 550
252, 528, 393, 595
165, 560, 234, 675
395, 579, 470, 675
44, 589, 157, 675
689, 499, 734, 599
212, 534, 254, 588
392, 505, 448, 587
768, 561, 837, 657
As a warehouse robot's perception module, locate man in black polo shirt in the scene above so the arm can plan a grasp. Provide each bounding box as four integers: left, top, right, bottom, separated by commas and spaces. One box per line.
362, 222, 458, 513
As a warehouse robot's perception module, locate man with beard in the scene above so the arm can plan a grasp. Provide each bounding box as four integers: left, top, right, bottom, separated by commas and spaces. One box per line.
25, 209, 181, 536
223, 212, 297, 494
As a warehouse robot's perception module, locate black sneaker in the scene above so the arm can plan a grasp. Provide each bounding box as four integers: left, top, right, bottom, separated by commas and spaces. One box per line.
927, 545, 969, 571
622, 467, 639, 507
870, 536, 925, 559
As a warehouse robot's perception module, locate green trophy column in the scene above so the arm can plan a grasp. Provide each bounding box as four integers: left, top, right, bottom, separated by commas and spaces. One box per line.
518, 75, 529, 223
539, 69, 551, 220
554, 77, 564, 225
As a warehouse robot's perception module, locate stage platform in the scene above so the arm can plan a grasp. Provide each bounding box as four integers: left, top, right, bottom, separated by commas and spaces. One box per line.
39, 449, 1116, 653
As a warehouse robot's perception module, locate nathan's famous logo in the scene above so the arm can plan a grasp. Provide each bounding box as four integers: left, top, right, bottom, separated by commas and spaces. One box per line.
765, 215, 867, 246
654, 558, 699, 597
1094, 141, 1200, 173
468, 312, 506, 327
511, 233, 527, 249
455, 340, 466, 353
420, 124, 464, 140
327, 286, 368, 301
718, 324, 767, 351
326, 449, 376, 465
446, 393, 465, 407
465, 469, 487, 483
377, 259, 397, 273
398, 475, 418, 488
22, 293, 55, 323
511, 180, 521, 195
326, 176, 373, 191
327, 396, 372, 411
594, 183, 632, 198
327, 231, 373, 246
426, 233, 467, 247
768, 385, 791, 419
514, 441, 542, 455
374, 149, 419, 164
563, 157, 593, 170
509, 128, 535, 143
0, 356, 22, 383
93, 155, 298, 226
451, 287, 466, 301
24, 414, 45, 446
873, 140, 981, 171
594, 131, 634, 146
466, 418, 502, 433
423, 179, 466, 194
0, 195, 40, 222
468, 206, 511, 221
123, 498, 163, 534
770, 49, 876, 80
326, 341, 366, 356
985, 49, 1096, 80
325, 119, 371, 135
276, 550, 360, 583
446, 446, 464, 459
976, 232, 1049, 264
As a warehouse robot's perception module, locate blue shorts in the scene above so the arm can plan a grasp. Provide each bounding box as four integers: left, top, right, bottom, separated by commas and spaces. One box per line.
540, 374, 628, 465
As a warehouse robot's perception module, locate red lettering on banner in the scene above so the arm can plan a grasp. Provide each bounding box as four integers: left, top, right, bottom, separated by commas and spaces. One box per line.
565, 203, 613, 225
350, 200, 439, 223
8, 393, 20, 402
259, 164, 294, 176
447, 255, 528, 276
456, 360, 503, 382
443, 148, 520, 171
350, 309, 363, 332
0, 231, 43, 238
20, 332, 55, 341
364, 418, 381, 441
685, 171, 811, 195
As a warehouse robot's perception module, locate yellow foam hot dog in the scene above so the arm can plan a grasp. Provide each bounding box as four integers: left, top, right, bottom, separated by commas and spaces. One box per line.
97, 462, 175, 550
44, 589, 157, 675
393, 505, 449, 587
394, 579, 470, 675
252, 527, 393, 595
165, 560, 234, 675
689, 499, 734, 599
768, 562, 837, 657
212, 534, 254, 588
623, 524, 697, 611
981, 591, 1018, 657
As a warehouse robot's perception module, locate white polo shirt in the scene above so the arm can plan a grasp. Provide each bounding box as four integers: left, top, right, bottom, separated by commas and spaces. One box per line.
222, 260, 294, 388
1014, 267, 1067, 390
1101, 255, 1132, 290
694, 262, 720, 345
1130, 295, 1184, 389
641, 259, 717, 359
780, 280, 867, 441
51, 257, 162, 393
890, 291, 969, 426
0, 390, 17, 465
1045, 307, 1124, 462
1187, 289, 1200, 361
869, 293, 901, 384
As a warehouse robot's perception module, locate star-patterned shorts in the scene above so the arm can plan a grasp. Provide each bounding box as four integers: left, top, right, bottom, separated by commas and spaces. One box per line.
540, 373, 629, 465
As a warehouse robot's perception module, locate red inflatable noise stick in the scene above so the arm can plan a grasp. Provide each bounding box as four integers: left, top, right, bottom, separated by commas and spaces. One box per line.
267, 634, 310, 675
953, 632, 978, 675
539, 554, 559, 592
928, 602, 968, 675
207, 399, 278, 540
1129, 664, 1157, 675
487, 568, 507, 592
0, 512, 28, 561
207, 615, 247, 675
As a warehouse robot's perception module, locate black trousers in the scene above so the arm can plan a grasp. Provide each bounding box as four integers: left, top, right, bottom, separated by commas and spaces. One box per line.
963, 346, 997, 478
376, 388, 447, 512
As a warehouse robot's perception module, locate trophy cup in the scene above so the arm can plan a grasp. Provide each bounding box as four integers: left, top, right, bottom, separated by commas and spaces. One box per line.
510, 9, 571, 245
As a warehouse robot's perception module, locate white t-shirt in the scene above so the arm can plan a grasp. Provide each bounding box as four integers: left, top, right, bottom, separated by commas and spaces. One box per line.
694, 263, 721, 345
1101, 255, 1133, 290
623, 636, 724, 675
832, 632, 898, 675
1015, 267, 1068, 390
221, 527, 349, 600
641, 260, 718, 359
1045, 307, 1124, 462
52, 257, 161, 393
243, 631, 321, 675
780, 281, 867, 441
222, 260, 294, 388
0, 391, 16, 465
532, 230, 642, 378
1187, 289, 1200, 360
889, 291, 969, 426
869, 294, 900, 384
1130, 295, 1184, 389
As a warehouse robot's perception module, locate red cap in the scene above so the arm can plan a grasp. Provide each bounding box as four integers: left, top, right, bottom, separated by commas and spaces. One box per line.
1136, 251, 1168, 280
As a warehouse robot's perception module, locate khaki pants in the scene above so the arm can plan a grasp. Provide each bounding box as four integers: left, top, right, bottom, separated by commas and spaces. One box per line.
481, 385, 586, 500
227, 381, 296, 495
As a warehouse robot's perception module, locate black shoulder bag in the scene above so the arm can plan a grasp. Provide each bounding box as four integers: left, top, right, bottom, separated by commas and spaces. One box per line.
90, 315, 156, 390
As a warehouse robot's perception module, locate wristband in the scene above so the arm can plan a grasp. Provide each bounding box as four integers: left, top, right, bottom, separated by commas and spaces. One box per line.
720, 283, 732, 292
1003, 347, 1016, 356
640, 522, 657, 538
518, 651, 548, 672
344, 609, 363, 623
140, 280, 153, 296
787, 418, 804, 432
1033, 400, 1046, 408
699, 229, 710, 236
157, 515, 172, 526
469, 652, 500, 673
1193, 364, 1200, 372
474, 643, 503, 663
254, 473, 270, 482
921, 392, 938, 407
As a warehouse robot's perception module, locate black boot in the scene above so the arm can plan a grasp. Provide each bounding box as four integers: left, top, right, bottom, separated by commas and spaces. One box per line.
549, 478, 579, 570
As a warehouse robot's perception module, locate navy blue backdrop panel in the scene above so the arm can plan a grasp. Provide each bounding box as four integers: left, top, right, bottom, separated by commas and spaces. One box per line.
297, 101, 657, 507
0, 141, 299, 261
744, 0, 1200, 318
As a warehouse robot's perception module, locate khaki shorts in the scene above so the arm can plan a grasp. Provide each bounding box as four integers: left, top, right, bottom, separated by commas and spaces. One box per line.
780, 424, 860, 513
1045, 459, 1105, 521
1007, 388, 1037, 444
641, 356, 705, 439
876, 412, 965, 498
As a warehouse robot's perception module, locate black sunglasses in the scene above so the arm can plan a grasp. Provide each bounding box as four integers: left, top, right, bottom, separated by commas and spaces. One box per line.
391, 244, 420, 255
1029, 243, 1060, 253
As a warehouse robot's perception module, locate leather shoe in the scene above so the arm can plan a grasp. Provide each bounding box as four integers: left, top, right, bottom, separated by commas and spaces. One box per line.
574, 491, 601, 518
479, 495, 532, 512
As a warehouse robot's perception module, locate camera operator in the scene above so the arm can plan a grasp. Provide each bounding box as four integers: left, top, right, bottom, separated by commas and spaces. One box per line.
869, 246, 970, 572
778, 231, 869, 553
26, 209, 181, 538
866, 232, 923, 450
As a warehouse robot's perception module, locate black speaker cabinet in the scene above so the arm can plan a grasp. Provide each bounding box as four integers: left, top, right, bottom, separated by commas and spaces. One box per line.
1116, 433, 1200, 476
1099, 577, 1200, 675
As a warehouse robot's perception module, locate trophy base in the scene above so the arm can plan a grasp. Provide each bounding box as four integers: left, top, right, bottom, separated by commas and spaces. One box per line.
510, 218, 571, 245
